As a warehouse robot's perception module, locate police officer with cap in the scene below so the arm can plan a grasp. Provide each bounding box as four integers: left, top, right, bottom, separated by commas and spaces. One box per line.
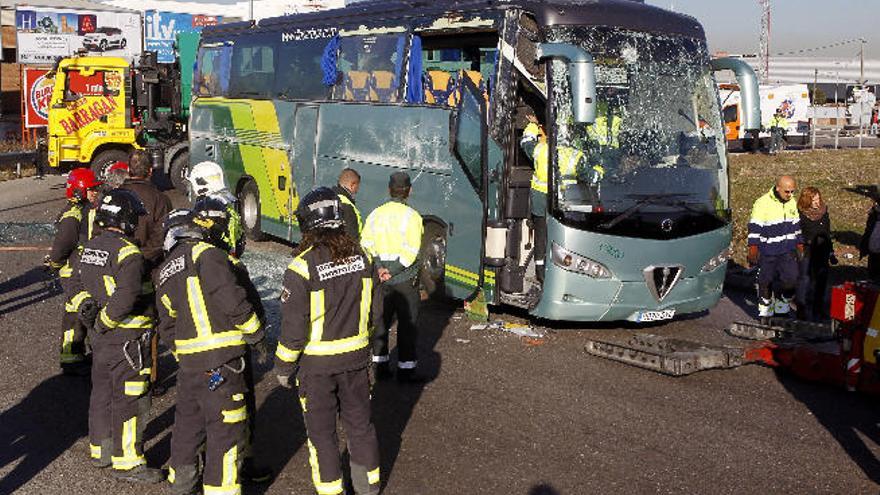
68, 188, 164, 483
275, 186, 382, 495
361, 172, 425, 382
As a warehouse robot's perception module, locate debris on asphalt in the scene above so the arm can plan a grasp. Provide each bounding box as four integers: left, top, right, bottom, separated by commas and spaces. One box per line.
470, 320, 545, 339
454, 338, 471, 344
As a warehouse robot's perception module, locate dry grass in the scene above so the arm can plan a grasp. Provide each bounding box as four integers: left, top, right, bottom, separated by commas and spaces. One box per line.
729, 149, 880, 267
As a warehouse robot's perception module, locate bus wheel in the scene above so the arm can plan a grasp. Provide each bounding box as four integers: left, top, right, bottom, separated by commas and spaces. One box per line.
239, 180, 266, 241
419, 222, 447, 300
90, 149, 128, 180
169, 151, 190, 194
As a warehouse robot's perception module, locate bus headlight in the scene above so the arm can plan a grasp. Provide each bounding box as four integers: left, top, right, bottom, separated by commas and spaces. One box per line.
551, 242, 611, 279
701, 247, 731, 273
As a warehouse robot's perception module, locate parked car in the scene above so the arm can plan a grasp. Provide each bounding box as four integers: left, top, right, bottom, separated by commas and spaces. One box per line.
82, 27, 127, 52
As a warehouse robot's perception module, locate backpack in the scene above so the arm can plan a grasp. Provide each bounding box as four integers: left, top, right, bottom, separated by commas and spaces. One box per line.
870, 217, 880, 254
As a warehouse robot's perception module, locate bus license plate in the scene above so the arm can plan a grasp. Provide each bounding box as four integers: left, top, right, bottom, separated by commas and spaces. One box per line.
638, 309, 675, 322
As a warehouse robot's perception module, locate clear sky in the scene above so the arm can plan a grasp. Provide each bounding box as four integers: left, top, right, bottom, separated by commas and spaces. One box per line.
645, 0, 875, 59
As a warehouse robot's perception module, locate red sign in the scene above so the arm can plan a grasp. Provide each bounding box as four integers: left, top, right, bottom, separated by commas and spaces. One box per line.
24, 68, 53, 128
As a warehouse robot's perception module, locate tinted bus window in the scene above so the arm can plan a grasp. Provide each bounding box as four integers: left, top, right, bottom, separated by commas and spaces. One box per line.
195, 44, 231, 97
274, 38, 331, 100
335, 34, 405, 102
230, 34, 276, 98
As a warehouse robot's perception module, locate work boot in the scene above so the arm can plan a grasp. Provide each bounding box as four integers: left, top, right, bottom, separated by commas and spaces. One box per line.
90, 439, 112, 468
374, 362, 392, 381
111, 465, 165, 484
396, 368, 428, 384
240, 457, 273, 483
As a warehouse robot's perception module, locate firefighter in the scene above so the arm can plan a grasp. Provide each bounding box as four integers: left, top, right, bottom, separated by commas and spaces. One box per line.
361, 172, 425, 382
187, 160, 245, 257
47, 168, 101, 375
333, 167, 363, 240
274, 186, 382, 495
155, 203, 264, 495
190, 197, 273, 483
68, 188, 164, 483
748, 175, 804, 323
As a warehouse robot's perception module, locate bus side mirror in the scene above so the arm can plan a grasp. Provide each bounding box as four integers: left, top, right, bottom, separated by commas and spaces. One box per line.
537, 43, 597, 124
711, 57, 760, 131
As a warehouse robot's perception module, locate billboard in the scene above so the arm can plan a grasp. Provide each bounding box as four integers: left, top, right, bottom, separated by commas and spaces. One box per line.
15, 7, 142, 64
145, 11, 221, 63
24, 68, 54, 128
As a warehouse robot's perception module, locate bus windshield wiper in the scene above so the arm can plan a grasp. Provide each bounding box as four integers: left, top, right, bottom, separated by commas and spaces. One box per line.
598, 193, 693, 230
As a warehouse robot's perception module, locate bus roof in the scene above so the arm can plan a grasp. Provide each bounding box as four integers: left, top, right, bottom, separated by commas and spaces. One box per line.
202, 0, 703, 40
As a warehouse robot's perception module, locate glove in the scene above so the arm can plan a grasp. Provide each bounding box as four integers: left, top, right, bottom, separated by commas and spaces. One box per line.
79, 299, 99, 330
275, 366, 298, 389
251, 339, 270, 367
747, 245, 759, 267
830, 253, 839, 265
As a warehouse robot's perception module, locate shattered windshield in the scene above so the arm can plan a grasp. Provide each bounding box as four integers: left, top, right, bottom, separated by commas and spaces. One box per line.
546, 26, 728, 235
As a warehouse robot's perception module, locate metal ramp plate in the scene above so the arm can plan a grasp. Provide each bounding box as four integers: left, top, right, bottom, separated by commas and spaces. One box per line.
584, 334, 746, 376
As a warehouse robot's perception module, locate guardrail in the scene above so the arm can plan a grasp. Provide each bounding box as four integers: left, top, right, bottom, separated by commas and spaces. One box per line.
0, 151, 39, 178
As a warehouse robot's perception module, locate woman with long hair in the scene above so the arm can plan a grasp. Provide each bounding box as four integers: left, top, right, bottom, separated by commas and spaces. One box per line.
796, 187, 838, 320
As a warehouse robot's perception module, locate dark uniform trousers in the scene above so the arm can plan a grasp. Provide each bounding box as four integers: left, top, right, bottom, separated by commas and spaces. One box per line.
60, 281, 89, 365
373, 279, 419, 367
299, 367, 380, 495
758, 252, 798, 316
170, 361, 247, 495
88, 338, 152, 470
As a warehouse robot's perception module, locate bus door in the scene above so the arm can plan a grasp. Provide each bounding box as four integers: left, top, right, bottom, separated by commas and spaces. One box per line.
442, 76, 491, 300
287, 104, 319, 241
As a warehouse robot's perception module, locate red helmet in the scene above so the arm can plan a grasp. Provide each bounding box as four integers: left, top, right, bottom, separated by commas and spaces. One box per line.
107, 161, 129, 174
66, 168, 102, 200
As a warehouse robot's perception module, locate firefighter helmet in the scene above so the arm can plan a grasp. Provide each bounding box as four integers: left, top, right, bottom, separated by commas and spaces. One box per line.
66, 168, 102, 200
187, 161, 227, 197
95, 188, 146, 235
163, 208, 203, 252
296, 187, 343, 232
192, 195, 230, 247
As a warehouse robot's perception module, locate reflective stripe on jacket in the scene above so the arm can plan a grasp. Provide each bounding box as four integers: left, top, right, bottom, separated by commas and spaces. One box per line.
520, 123, 585, 194
361, 200, 423, 269
155, 241, 262, 371
748, 187, 803, 256
276, 245, 381, 376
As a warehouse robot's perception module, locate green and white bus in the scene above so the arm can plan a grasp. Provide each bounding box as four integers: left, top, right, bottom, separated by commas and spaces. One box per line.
189, 0, 760, 322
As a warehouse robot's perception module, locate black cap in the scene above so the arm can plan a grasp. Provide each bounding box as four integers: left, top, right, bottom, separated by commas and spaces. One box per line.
389, 171, 411, 189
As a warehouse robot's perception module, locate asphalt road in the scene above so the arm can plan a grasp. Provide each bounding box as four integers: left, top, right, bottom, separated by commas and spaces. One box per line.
1, 175, 878, 494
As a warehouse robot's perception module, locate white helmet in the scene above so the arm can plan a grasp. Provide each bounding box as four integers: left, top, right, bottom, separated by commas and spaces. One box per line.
187, 161, 227, 197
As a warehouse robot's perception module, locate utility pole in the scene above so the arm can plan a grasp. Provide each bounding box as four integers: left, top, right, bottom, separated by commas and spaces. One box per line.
811, 68, 817, 150
758, 0, 771, 83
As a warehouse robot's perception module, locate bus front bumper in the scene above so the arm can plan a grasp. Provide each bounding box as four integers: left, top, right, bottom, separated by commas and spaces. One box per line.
531, 262, 727, 323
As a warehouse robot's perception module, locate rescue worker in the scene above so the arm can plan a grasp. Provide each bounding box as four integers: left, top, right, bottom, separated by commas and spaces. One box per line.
586, 99, 623, 151
190, 197, 273, 483
520, 114, 591, 282
68, 188, 164, 483
361, 172, 425, 382
155, 204, 264, 495
47, 168, 101, 375
274, 186, 382, 495
104, 161, 130, 190
121, 150, 172, 270
747, 175, 804, 323
333, 167, 363, 240
187, 160, 245, 257
768, 109, 789, 154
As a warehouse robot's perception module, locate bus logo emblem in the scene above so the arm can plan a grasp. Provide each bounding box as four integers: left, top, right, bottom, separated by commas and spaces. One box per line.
661, 218, 674, 232
644, 265, 683, 302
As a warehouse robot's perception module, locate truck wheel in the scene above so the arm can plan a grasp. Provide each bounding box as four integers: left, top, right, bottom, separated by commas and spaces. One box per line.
169, 151, 190, 194
419, 222, 447, 300
239, 180, 266, 241
90, 149, 128, 180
